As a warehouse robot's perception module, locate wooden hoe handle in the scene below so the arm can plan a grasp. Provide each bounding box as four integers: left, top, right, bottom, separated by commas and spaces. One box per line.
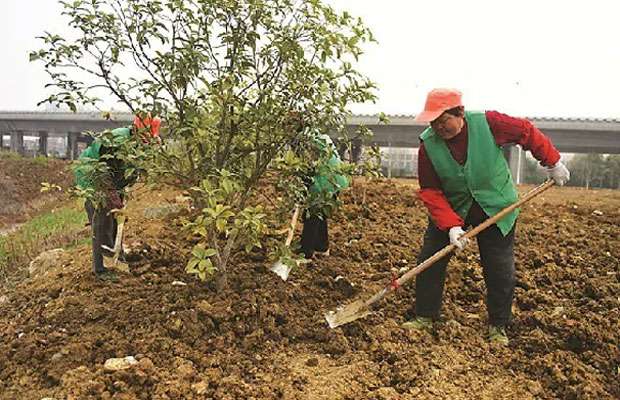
284, 206, 300, 247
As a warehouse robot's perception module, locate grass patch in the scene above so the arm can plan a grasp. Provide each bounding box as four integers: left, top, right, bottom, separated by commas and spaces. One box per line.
66, 236, 92, 251
0, 150, 24, 161
31, 155, 51, 166
0, 151, 50, 165
0, 200, 88, 283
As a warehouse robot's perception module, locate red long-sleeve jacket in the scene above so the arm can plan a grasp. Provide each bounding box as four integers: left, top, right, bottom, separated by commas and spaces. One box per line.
418, 111, 560, 230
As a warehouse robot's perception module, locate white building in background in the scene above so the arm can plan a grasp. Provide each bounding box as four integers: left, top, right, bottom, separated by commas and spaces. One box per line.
380, 146, 418, 178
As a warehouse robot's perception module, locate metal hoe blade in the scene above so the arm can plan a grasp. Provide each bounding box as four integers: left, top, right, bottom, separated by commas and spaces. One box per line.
324, 299, 373, 329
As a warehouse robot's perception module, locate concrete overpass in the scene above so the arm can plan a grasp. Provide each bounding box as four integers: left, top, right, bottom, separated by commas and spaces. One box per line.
0, 112, 130, 159
1, 111, 619, 154
350, 114, 620, 154
349, 114, 620, 181
1, 111, 619, 182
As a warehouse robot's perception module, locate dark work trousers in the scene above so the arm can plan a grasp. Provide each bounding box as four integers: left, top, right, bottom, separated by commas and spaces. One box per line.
300, 213, 329, 259
85, 201, 118, 274
414, 213, 516, 327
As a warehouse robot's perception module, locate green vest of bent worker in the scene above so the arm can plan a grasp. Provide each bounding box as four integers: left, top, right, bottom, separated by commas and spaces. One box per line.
420, 111, 519, 236
310, 133, 350, 195
74, 127, 131, 191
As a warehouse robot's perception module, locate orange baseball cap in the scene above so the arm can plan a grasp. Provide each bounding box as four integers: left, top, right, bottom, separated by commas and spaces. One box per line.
414, 88, 463, 123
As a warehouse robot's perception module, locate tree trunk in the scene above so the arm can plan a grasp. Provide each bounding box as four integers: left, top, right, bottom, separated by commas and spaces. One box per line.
215, 271, 228, 292
213, 230, 239, 292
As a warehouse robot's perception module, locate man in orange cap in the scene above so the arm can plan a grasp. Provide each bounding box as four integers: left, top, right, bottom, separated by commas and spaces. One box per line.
75, 114, 161, 280
402, 88, 569, 345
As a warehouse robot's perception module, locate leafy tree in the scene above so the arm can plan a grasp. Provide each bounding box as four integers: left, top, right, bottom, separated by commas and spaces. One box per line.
523, 152, 620, 190
605, 155, 620, 189
568, 154, 607, 189
31, 0, 377, 289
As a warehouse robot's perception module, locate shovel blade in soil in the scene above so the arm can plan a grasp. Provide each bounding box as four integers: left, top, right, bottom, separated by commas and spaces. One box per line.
103, 256, 130, 273
270, 258, 312, 281
270, 260, 292, 281
325, 299, 372, 328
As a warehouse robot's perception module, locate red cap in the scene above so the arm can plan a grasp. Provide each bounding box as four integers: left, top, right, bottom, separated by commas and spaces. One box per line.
415, 88, 463, 123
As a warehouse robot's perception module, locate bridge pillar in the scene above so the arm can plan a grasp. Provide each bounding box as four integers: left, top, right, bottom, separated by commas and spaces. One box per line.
10, 131, 24, 155
38, 131, 48, 157
66, 132, 80, 160
504, 145, 524, 184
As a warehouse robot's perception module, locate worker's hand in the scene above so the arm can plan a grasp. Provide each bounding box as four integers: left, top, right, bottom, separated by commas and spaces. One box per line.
449, 226, 469, 250
546, 161, 570, 186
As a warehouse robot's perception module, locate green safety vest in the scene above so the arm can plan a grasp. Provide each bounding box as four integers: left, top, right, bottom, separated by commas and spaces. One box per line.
419, 111, 518, 236
310, 133, 350, 195
74, 127, 131, 190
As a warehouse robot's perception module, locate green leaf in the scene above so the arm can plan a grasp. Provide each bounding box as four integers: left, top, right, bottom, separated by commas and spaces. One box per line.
221, 211, 234, 220
206, 259, 214, 273
221, 179, 233, 194
191, 245, 206, 259
185, 258, 200, 274
215, 218, 227, 233
378, 112, 390, 124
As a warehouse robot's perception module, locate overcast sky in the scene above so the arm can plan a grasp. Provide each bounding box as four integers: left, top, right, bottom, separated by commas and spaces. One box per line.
2, 0, 620, 118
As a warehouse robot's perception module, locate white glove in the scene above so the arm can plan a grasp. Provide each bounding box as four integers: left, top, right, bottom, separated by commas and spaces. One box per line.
546, 161, 570, 186
448, 226, 469, 250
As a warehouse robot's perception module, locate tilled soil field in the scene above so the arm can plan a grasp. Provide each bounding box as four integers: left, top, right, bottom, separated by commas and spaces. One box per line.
0, 180, 618, 399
